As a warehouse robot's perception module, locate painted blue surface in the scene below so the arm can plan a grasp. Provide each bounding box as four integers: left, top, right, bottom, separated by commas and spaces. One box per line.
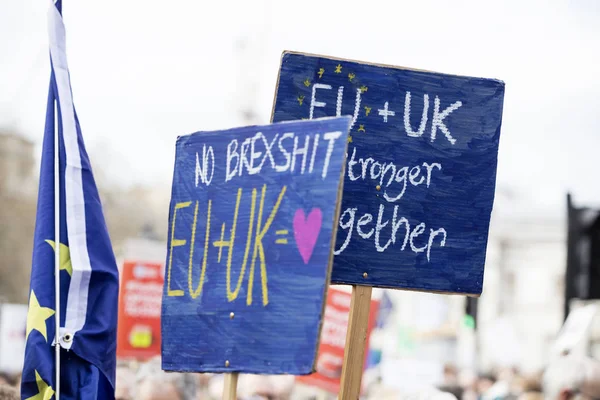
272, 52, 505, 295
161, 117, 351, 374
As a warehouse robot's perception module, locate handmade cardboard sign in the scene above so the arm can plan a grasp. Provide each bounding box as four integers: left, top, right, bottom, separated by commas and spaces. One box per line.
296, 287, 379, 394
161, 117, 351, 374
271, 51, 505, 295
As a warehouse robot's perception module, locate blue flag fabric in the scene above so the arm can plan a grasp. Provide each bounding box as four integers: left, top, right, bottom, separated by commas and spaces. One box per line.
20, 1, 120, 399
375, 291, 394, 329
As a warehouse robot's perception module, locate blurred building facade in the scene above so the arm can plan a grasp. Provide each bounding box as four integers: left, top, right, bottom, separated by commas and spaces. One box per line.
0, 130, 171, 304
0, 132, 36, 197
479, 199, 565, 373
0, 131, 37, 303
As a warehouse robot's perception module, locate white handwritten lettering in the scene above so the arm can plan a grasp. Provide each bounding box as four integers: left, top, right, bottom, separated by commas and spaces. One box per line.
322, 131, 342, 179
291, 135, 310, 174
345, 148, 442, 203
309, 133, 320, 174
225, 140, 239, 182
335, 208, 357, 255
431, 96, 462, 145
275, 133, 294, 172
310, 83, 332, 120
195, 144, 215, 186
404, 92, 429, 138
222, 130, 345, 183
239, 137, 251, 176
256, 132, 278, 171
357, 213, 374, 239
248, 132, 263, 175
335, 204, 447, 262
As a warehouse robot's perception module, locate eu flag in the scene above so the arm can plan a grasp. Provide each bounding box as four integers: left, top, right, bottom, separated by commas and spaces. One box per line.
20, 1, 120, 399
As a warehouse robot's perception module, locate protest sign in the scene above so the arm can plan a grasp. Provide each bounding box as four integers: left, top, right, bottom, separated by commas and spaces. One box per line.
272, 51, 505, 296
117, 260, 164, 360
296, 287, 379, 394
161, 117, 351, 375
271, 51, 505, 399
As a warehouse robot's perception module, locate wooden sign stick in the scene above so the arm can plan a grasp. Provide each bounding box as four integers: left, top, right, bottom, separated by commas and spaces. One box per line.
222, 373, 239, 400
338, 285, 373, 400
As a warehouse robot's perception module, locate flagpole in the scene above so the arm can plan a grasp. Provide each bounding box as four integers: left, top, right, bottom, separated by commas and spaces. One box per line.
54, 101, 61, 399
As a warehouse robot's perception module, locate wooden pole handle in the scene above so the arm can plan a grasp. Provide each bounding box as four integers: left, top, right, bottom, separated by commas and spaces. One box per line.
223, 373, 239, 400
338, 285, 372, 400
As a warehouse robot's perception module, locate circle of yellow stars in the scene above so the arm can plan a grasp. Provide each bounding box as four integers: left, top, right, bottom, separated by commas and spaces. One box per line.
296, 63, 372, 144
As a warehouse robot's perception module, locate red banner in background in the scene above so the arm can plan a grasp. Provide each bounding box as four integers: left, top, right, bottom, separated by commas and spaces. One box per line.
117, 260, 163, 360
296, 287, 379, 394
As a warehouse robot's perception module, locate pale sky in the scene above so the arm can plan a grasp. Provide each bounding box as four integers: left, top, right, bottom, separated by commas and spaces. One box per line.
1, 0, 599, 218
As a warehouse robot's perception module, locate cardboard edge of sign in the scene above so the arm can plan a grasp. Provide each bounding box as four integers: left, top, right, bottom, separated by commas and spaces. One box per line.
175, 115, 352, 145
268, 49, 505, 121
331, 282, 481, 298
309, 118, 352, 373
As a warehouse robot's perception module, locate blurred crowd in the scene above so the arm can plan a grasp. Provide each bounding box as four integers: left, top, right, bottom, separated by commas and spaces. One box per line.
2, 353, 600, 400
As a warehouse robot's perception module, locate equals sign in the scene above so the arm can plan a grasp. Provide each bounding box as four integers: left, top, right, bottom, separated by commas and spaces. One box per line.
275, 230, 289, 244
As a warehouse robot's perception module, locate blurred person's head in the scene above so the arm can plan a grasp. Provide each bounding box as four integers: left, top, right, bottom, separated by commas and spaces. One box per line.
368, 387, 457, 400
443, 364, 459, 385
543, 355, 600, 400
0, 373, 19, 389
11, 373, 20, 388
459, 369, 478, 389
497, 367, 518, 383
519, 392, 544, 400
197, 372, 212, 388
477, 373, 496, 394
0, 385, 19, 400
511, 375, 528, 396
134, 356, 197, 400
115, 364, 136, 400
239, 374, 294, 400
137, 379, 181, 400
521, 375, 542, 393
438, 384, 464, 399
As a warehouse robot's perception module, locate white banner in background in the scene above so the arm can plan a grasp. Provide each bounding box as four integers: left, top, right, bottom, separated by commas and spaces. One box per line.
552, 303, 598, 358
0, 303, 28, 373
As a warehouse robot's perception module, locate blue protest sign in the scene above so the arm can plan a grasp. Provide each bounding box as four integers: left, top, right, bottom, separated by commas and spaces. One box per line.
272, 52, 505, 295
161, 117, 351, 374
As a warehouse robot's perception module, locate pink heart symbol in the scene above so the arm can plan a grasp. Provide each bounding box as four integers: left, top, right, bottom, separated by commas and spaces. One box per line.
293, 208, 323, 264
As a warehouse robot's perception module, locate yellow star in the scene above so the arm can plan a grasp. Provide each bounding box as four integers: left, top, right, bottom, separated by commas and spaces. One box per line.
364, 106, 372, 116
26, 290, 55, 342
360, 85, 368, 93
348, 73, 356, 82
297, 95, 305, 105
358, 125, 366, 132
25, 370, 55, 400
45, 240, 72, 276
318, 68, 325, 78
303, 78, 311, 87
334, 64, 342, 73
347, 135, 353, 143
